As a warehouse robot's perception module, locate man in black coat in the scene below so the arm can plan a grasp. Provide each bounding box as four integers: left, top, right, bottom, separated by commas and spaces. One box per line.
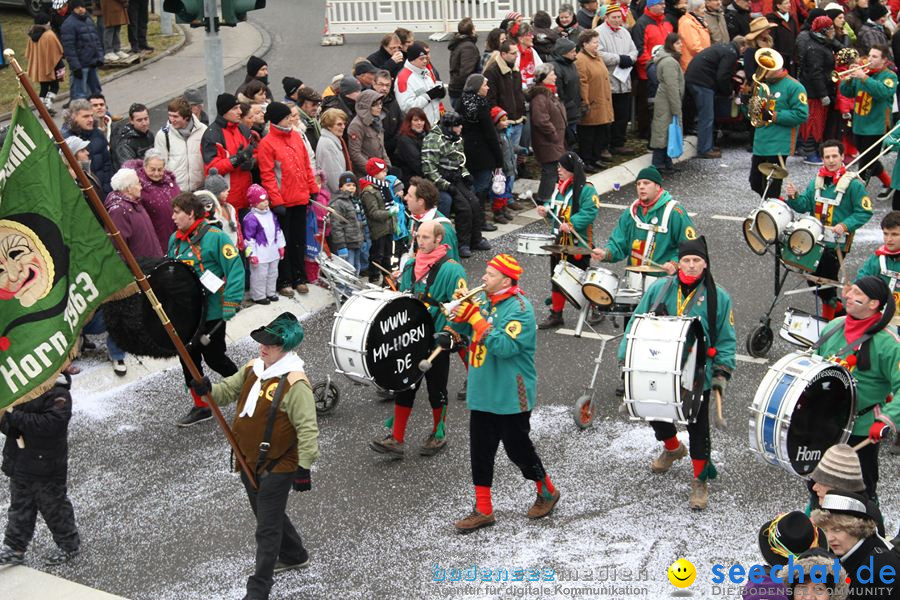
685, 39, 747, 158
550, 37, 582, 148
725, 0, 752, 38
0, 373, 80, 566
367, 32, 405, 78
61, 98, 114, 195
448, 18, 481, 112
111, 102, 154, 170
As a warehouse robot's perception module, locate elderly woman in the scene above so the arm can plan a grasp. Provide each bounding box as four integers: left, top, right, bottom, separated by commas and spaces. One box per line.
679, 0, 711, 70
575, 28, 614, 172
123, 150, 180, 250
316, 108, 353, 193
526, 63, 568, 202
347, 89, 391, 178
104, 168, 163, 259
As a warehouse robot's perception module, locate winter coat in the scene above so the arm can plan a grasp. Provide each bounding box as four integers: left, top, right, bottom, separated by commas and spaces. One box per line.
422, 128, 469, 191
858, 22, 889, 55
111, 123, 154, 170
393, 130, 426, 185
678, 13, 711, 71
347, 90, 391, 177
533, 26, 559, 62
797, 32, 835, 100
551, 51, 584, 124
665, 6, 686, 32
26, 26, 63, 83
154, 115, 207, 192
62, 122, 113, 196
460, 92, 503, 172
725, 2, 751, 38
651, 48, 685, 150
201, 116, 255, 210
315, 128, 352, 193
483, 53, 527, 120
846, 7, 868, 34
298, 110, 321, 151
126, 160, 180, 251
321, 93, 356, 125
0, 380, 72, 481
329, 191, 366, 250
367, 46, 403, 78
577, 6, 600, 29
685, 42, 741, 96
575, 49, 614, 126
241, 208, 284, 263
597, 21, 639, 94
359, 179, 398, 240
104, 189, 164, 259
60, 11, 103, 70
381, 93, 403, 156
633, 11, 674, 79
257, 125, 319, 208
100, 0, 128, 26
839, 535, 900, 599
448, 33, 481, 95
705, 6, 729, 45
525, 85, 567, 164
395, 61, 443, 126
767, 12, 799, 75
554, 17, 584, 43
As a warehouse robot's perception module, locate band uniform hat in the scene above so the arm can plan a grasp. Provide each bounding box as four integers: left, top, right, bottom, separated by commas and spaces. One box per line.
678, 237, 709, 262
808, 443, 866, 492
745, 16, 778, 40
488, 254, 523, 280
636, 165, 663, 186
251, 312, 304, 350
820, 490, 875, 522
757, 511, 828, 567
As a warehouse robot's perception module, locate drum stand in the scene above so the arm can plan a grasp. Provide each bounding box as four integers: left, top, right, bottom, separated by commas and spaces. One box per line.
572, 332, 624, 429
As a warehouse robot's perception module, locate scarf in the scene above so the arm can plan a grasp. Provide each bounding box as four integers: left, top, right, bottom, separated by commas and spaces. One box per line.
241, 352, 306, 418
875, 245, 900, 257
678, 271, 703, 286
638, 189, 664, 215
690, 11, 707, 27
518, 44, 536, 85
490, 285, 523, 305
175, 218, 205, 241
818, 164, 846, 182
364, 175, 394, 209
843, 312, 883, 346
414, 243, 448, 281
778, 10, 789, 21
544, 82, 558, 95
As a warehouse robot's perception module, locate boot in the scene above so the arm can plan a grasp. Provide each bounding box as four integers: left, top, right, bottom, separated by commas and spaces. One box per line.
689, 478, 709, 510
506, 199, 525, 211
457, 381, 467, 402
0, 545, 25, 565
420, 432, 447, 456
492, 211, 510, 224
454, 508, 496, 533
526, 488, 561, 519
650, 442, 687, 473
369, 434, 404, 457
502, 206, 515, 220
42, 95, 57, 116
538, 310, 564, 330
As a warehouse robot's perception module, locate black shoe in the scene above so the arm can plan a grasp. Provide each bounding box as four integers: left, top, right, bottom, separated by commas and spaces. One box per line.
267, 295, 279, 302
457, 381, 467, 402
253, 298, 271, 305
0, 545, 25, 565
615, 376, 625, 397
493, 212, 510, 224
176, 406, 212, 427
459, 246, 472, 258
140, 45, 155, 52
481, 222, 498, 232
538, 310, 564, 330
878, 187, 893, 200
473, 238, 492, 251
584, 162, 601, 174
44, 547, 79, 566
81, 336, 97, 350
274, 550, 309, 574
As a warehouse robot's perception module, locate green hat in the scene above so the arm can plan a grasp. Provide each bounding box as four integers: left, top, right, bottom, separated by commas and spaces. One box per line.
636, 165, 663, 186
250, 312, 304, 351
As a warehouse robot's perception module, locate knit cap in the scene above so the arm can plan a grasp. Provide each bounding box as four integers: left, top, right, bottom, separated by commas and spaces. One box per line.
488, 254, 523, 280
246, 184, 268, 207
809, 444, 866, 492
812, 16, 834, 32
204, 168, 229, 197
490, 106, 508, 125
366, 157, 388, 177
338, 171, 358, 188
636, 165, 663, 186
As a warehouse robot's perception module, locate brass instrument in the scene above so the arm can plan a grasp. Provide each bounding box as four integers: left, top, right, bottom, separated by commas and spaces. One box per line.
748, 48, 785, 127
836, 47, 859, 67
830, 62, 871, 82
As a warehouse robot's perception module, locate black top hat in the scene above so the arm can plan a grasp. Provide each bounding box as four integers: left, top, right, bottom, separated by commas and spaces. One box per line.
757, 511, 828, 567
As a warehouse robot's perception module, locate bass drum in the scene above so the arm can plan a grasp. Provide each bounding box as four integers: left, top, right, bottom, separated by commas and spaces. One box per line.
105, 258, 206, 358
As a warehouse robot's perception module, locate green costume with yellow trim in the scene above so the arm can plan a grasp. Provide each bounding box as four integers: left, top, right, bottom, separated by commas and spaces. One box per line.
750, 75, 809, 156
840, 68, 897, 136
167, 221, 245, 321
542, 181, 599, 251
786, 174, 873, 249
399, 251, 467, 334
858, 252, 900, 307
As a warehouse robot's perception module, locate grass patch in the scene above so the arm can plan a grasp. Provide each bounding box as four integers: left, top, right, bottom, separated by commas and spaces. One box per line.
0, 9, 182, 114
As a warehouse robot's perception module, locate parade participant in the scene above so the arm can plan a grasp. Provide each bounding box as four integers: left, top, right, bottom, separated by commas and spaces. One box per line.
370, 221, 467, 458
813, 276, 900, 503
839, 44, 897, 199
398, 176, 459, 270
591, 166, 697, 278
451, 255, 560, 533
535, 152, 599, 330
747, 56, 809, 199
617, 237, 736, 510
190, 312, 318, 600
857, 211, 900, 338
784, 140, 873, 319
167, 192, 245, 427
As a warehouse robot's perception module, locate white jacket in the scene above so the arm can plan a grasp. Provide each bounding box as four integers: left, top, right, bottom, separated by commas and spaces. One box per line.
154, 115, 208, 192
597, 22, 638, 94
395, 60, 442, 126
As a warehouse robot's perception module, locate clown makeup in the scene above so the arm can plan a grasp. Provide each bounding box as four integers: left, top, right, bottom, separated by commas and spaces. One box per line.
0, 223, 52, 308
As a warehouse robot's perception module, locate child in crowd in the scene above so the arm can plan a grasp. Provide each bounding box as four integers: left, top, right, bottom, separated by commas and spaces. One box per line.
198, 168, 243, 250
241, 184, 285, 305
490, 107, 517, 224
330, 172, 367, 274
359, 158, 401, 283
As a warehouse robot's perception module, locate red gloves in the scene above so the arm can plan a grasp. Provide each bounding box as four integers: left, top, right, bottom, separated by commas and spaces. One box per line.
278, 247, 285, 259
868, 421, 891, 443
250, 256, 259, 265
452, 303, 489, 342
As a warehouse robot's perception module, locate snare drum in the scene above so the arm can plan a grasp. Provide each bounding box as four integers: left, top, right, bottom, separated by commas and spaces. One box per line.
743, 217, 768, 255
749, 352, 856, 477
581, 267, 619, 307
319, 252, 364, 298
613, 288, 642, 313
780, 308, 828, 348
754, 200, 795, 243
787, 215, 825, 256
623, 315, 707, 424
330, 289, 435, 392
780, 243, 824, 273
517, 233, 555, 255
552, 261, 587, 308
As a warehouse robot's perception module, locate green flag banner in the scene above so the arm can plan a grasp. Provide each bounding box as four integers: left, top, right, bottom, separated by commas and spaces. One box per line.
0, 105, 135, 409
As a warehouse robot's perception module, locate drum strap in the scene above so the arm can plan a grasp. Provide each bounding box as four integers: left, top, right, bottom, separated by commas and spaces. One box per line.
631, 200, 676, 234
403, 256, 449, 305
256, 374, 289, 475
651, 277, 677, 315
879, 256, 899, 292
812, 322, 877, 365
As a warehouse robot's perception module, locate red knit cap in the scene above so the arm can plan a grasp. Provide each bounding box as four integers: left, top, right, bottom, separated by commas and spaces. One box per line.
366, 157, 387, 177
812, 15, 834, 32
488, 254, 523, 280
490, 106, 508, 125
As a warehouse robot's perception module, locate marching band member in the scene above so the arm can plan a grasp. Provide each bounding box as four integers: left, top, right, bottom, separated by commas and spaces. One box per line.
535, 152, 599, 330
784, 139, 873, 319
396, 176, 459, 274
451, 255, 560, 533
190, 312, 319, 600
814, 276, 900, 504
371, 220, 467, 457
617, 238, 736, 510
857, 211, 900, 329
747, 55, 808, 199
839, 44, 897, 199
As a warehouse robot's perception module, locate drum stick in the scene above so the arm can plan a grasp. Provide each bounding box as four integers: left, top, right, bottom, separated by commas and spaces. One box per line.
629, 250, 668, 271
713, 389, 727, 430
528, 194, 592, 249
418, 346, 444, 372
200, 320, 225, 346
844, 120, 900, 170
853, 438, 874, 451
835, 245, 849, 286
370, 262, 398, 291
310, 198, 351, 223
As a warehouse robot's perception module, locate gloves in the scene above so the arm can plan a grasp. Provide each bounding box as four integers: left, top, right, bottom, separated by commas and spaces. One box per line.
821, 96, 832, 107
868, 421, 891, 443
711, 371, 729, 396
278, 247, 285, 259
292, 467, 311, 492
250, 256, 259, 265
426, 85, 446, 100
451, 302, 480, 323
389, 203, 400, 215
337, 248, 349, 258
271, 204, 287, 217
229, 152, 247, 168
73, 68, 83, 79
618, 55, 634, 69
190, 376, 212, 397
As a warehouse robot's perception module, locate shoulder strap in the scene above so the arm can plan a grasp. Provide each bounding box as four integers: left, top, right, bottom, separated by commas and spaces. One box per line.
255, 374, 289, 475
424, 255, 451, 299
651, 276, 677, 315
811, 318, 846, 351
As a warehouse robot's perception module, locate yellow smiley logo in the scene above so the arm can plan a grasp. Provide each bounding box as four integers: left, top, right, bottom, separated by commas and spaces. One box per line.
668, 558, 697, 588
222, 244, 238, 260
685, 226, 698, 241
862, 196, 873, 211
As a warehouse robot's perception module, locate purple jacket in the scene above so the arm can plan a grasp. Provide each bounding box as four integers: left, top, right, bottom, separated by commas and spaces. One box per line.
241, 210, 282, 247
741, 575, 788, 600
125, 159, 180, 251
104, 190, 164, 259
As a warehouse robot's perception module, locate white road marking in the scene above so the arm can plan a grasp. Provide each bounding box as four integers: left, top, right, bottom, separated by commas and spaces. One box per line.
736, 354, 768, 364
711, 215, 746, 221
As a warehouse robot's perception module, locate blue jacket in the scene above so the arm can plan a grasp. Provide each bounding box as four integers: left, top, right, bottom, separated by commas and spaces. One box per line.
62, 123, 113, 196
60, 12, 103, 71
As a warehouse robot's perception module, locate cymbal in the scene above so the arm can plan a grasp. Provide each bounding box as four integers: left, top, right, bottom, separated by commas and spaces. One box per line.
801, 273, 842, 287
625, 264, 666, 274
541, 244, 588, 256
758, 162, 789, 180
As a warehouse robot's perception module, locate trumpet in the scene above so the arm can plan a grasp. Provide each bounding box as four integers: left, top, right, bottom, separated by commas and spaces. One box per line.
441, 284, 487, 316
831, 62, 871, 82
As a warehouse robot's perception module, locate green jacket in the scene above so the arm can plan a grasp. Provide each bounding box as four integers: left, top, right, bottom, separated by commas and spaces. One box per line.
786, 175, 873, 248
884, 131, 900, 191
617, 276, 737, 389
815, 318, 900, 436
602, 191, 697, 268
840, 68, 897, 136
543, 182, 599, 250
421, 129, 468, 191
751, 75, 809, 156
857, 252, 900, 302
359, 183, 397, 241
399, 253, 467, 334
462, 291, 538, 415
167, 222, 245, 321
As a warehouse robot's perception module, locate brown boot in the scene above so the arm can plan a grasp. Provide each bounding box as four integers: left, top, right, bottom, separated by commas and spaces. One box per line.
526, 489, 561, 519
650, 442, 687, 473
689, 478, 708, 510
419, 433, 447, 456
454, 509, 496, 533
538, 310, 564, 330
506, 200, 525, 211
369, 434, 404, 457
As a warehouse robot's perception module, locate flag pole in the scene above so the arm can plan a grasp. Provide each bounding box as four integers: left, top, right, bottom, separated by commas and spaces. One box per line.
2, 49, 258, 489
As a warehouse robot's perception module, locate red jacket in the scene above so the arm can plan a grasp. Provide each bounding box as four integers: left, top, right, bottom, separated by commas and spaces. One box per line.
633, 11, 673, 79
200, 116, 255, 210
257, 125, 319, 208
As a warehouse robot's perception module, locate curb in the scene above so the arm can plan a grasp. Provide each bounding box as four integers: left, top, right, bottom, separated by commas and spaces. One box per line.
587, 135, 699, 194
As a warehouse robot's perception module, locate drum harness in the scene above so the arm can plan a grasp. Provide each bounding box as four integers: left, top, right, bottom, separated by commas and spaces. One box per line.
548, 185, 577, 256
879, 255, 899, 294
630, 199, 677, 266
812, 175, 853, 250
402, 256, 451, 313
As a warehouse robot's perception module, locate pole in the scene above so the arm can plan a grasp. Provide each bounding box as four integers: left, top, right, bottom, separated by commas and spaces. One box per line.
204, 0, 225, 116
2, 49, 258, 490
